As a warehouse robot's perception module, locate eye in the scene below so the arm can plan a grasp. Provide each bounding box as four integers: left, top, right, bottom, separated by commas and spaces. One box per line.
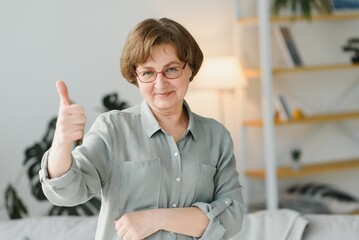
165, 67, 179, 73
140, 71, 155, 77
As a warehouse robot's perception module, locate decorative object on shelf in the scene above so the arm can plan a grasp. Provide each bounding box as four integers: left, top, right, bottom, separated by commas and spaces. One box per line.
284, 182, 359, 214
342, 37, 359, 63
280, 196, 332, 213
272, 0, 333, 19
291, 148, 302, 171
292, 107, 305, 120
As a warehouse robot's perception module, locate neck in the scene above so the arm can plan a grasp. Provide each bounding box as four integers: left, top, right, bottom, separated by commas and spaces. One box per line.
151, 101, 185, 124
151, 103, 189, 142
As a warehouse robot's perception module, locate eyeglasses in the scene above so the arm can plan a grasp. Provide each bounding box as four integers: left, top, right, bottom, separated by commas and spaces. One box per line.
136, 62, 187, 83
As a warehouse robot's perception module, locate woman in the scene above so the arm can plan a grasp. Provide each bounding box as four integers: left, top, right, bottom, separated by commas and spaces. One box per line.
39, 18, 244, 240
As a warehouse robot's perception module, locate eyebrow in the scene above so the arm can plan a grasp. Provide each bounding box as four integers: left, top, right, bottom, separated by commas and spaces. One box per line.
137, 61, 182, 71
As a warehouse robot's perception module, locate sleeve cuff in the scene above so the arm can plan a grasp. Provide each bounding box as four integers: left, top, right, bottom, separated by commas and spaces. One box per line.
192, 199, 233, 239
192, 199, 232, 220
39, 149, 80, 189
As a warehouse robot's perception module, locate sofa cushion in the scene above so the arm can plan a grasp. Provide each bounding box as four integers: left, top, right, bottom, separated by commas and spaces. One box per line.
0, 216, 98, 240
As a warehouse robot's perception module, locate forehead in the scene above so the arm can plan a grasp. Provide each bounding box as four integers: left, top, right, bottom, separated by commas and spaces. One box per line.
140, 44, 181, 67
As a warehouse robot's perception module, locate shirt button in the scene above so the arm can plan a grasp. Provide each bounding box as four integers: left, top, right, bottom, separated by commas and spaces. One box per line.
174, 152, 179, 157
172, 203, 177, 208
175, 177, 181, 182
170, 232, 174, 235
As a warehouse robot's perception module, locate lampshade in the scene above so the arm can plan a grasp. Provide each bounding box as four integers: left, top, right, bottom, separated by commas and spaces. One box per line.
192, 56, 244, 90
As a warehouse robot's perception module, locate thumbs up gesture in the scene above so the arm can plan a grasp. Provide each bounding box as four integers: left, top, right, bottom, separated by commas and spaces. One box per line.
55, 80, 86, 144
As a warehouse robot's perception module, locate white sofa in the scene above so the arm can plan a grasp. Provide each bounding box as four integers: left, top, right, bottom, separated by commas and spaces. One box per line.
0, 211, 359, 240
0, 216, 97, 240
233, 209, 359, 240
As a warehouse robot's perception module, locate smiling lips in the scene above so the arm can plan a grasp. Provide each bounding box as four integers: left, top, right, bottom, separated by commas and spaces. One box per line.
154, 91, 173, 98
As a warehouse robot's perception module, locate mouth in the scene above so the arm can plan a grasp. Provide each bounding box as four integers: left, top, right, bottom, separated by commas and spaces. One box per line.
154, 91, 173, 98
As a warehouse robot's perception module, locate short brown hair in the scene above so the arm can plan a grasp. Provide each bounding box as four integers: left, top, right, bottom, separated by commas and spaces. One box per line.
120, 18, 203, 85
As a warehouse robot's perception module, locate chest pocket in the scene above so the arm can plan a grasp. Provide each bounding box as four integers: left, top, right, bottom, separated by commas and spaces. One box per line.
195, 163, 216, 202
118, 158, 161, 213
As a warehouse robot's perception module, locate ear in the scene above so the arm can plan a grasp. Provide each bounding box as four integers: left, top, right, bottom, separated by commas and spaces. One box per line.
188, 70, 193, 81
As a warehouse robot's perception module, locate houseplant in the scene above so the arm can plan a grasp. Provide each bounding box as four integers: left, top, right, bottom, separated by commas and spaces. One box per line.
4, 92, 129, 219
272, 0, 333, 19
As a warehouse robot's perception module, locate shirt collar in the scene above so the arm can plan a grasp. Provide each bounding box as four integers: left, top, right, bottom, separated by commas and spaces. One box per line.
140, 100, 198, 142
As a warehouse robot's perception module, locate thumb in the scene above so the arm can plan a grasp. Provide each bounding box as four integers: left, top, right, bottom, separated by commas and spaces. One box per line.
56, 80, 71, 106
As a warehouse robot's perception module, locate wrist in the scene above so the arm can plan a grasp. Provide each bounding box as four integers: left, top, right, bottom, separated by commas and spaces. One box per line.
152, 208, 166, 231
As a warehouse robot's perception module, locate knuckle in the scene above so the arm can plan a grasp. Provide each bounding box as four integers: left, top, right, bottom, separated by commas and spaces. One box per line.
56, 118, 66, 126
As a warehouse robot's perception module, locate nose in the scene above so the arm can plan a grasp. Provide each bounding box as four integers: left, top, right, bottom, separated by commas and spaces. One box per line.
154, 72, 168, 88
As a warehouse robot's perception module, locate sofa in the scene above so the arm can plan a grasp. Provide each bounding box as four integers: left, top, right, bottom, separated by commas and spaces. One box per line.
0, 210, 358, 240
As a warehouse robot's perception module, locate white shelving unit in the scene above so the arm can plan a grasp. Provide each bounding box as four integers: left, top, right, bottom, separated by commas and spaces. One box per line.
237, 1, 359, 211
256, 0, 278, 210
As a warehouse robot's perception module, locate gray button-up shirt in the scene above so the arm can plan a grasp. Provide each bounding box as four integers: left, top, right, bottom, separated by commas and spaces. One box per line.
39, 100, 245, 240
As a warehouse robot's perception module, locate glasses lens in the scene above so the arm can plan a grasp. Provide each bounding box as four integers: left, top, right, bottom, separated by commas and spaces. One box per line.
137, 63, 185, 83
164, 67, 182, 79
139, 71, 156, 82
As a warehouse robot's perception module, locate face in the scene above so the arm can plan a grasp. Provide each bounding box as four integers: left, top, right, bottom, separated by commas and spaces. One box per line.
136, 44, 192, 115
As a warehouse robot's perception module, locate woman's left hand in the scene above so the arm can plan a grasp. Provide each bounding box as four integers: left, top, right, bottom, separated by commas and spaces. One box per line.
114, 209, 160, 240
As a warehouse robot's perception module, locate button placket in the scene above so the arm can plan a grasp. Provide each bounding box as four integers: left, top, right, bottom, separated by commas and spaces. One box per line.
167, 136, 181, 224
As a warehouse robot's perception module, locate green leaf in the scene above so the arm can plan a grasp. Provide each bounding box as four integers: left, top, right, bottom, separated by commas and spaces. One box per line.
5, 184, 28, 219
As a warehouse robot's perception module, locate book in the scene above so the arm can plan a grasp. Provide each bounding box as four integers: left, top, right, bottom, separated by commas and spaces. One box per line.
331, 0, 359, 11
277, 26, 303, 67
273, 25, 295, 68
274, 94, 292, 121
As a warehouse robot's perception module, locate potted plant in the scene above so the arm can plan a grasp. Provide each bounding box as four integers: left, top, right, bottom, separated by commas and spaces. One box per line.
272, 0, 333, 19
4, 92, 129, 219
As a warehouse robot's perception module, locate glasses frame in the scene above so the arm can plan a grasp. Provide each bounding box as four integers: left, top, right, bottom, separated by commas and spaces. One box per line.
136, 62, 187, 83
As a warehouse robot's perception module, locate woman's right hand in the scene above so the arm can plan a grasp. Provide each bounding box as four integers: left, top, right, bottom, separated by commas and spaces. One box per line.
47, 80, 87, 178
54, 80, 86, 145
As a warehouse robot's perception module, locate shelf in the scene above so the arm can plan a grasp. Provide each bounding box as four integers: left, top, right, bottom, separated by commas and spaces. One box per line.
273, 63, 359, 75
237, 12, 359, 26
245, 159, 359, 179
243, 63, 359, 78
239, 3, 359, 209
243, 111, 359, 127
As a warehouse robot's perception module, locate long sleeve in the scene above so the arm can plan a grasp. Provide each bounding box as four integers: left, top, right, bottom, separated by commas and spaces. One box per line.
38, 102, 246, 240
39, 115, 114, 207
192, 130, 245, 239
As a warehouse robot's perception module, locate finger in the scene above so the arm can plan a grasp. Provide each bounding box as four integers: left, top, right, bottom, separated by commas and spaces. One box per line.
114, 219, 123, 231
60, 130, 83, 142
67, 104, 85, 114
56, 80, 71, 106
70, 115, 87, 125
58, 115, 86, 125
70, 130, 84, 141
117, 226, 127, 238
58, 105, 85, 119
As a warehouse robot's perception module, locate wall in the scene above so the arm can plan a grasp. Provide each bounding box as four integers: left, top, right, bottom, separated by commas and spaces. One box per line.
0, 0, 238, 218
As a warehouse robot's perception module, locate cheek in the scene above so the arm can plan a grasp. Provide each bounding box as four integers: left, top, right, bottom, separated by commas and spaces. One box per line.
179, 80, 190, 94
138, 83, 151, 96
